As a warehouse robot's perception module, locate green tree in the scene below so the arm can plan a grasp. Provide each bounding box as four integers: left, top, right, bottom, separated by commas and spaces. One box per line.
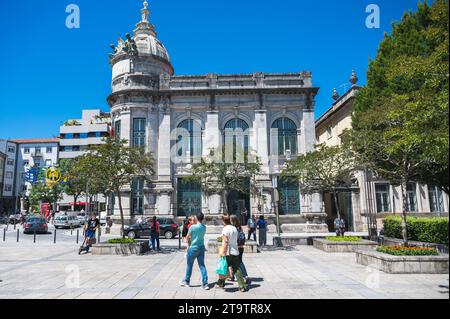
82, 138, 154, 238
60, 158, 86, 208
352, 0, 449, 245
28, 182, 64, 213
187, 147, 262, 214
281, 144, 356, 219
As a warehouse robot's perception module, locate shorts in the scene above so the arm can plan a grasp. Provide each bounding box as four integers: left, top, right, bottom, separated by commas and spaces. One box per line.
86, 230, 95, 238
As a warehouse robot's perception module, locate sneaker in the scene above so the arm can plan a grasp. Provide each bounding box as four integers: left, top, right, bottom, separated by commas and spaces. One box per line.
202, 285, 210, 290
239, 287, 247, 292
214, 284, 225, 289
180, 281, 190, 287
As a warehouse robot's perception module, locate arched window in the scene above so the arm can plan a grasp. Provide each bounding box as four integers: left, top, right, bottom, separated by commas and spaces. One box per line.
271, 117, 297, 156
223, 118, 249, 161
176, 119, 202, 158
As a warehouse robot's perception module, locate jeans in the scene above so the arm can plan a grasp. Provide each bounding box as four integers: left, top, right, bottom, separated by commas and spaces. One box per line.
150, 233, 160, 250
239, 248, 248, 277
217, 255, 246, 289
247, 228, 256, 241
184, 245, 208, 286
258, 228, 267, 246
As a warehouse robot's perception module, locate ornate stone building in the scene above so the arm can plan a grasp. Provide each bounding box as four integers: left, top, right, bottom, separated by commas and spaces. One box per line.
108, 2, 326, 231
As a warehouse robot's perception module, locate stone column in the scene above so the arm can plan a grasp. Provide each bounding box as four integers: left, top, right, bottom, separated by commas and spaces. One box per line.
155, 99, 173, 216
203, 111, 222, 215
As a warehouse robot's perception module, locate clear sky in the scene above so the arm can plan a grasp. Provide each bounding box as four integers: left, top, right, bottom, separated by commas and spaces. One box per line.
0, 0, 423, 139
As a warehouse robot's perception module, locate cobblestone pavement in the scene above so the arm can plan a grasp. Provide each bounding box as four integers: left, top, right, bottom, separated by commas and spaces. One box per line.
0, 243, 448, 299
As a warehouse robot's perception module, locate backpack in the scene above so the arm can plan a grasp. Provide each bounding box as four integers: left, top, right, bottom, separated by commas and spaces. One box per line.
237, 229, 246, 246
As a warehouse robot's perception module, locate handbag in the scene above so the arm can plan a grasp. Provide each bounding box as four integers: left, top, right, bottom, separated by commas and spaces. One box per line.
215, 257, 228, 276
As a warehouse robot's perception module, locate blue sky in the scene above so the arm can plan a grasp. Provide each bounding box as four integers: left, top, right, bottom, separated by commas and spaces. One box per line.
0, 0, 423, 139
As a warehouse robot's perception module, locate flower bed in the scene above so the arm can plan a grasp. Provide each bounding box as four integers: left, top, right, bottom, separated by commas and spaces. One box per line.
376, 245, 439, 256
325, 236, 362, 242
107, 238, 137, 244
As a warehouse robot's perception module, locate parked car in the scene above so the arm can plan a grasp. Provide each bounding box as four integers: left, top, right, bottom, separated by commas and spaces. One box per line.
24, 216, 48, 234
8, 213, 23, 224
76, 212, 88, 225
54, 215, 80, 229
123, 218, 179, 239
99, 211, 107, 226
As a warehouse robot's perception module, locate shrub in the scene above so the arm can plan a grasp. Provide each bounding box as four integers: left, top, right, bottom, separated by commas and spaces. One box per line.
107, 238, 136, 244
376, 245, 439, 256
383, 216, 448, 246
325, 236, 362, 242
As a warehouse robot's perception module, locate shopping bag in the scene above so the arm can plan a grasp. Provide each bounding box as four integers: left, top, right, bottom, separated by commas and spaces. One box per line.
215, 257, 228, 276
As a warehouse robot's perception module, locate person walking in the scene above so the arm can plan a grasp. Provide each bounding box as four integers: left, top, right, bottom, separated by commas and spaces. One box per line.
180, 212, 209, 290
149, 216, 161, 251
247, 215, 257, 241
334, 216, 346, 237
181, 216, 189, 242
257, 215, 267, 247
215, 215, 247, 292
230, 217, 250, 284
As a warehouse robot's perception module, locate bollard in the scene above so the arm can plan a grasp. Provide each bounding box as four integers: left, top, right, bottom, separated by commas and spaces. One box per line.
76, 229, 79, 244
3, 228, 5, 242
16, 229, 19, 242
97, 228, 101, 244
71, 227, 73, 236
34, 231, 36, 243
54, 229, 56, 244
14, 219, 16, 230
178, 229, 181, 249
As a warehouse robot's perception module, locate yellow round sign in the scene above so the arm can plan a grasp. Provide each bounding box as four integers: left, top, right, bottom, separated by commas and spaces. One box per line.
45, 167, 62, 184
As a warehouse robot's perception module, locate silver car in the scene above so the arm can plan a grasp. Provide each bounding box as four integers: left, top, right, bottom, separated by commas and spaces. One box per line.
54, 215, 80, 229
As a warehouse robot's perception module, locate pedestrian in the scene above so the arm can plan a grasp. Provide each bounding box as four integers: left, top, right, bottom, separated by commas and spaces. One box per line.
79, 213, 100, 254
334, 216, 346, 237
181, 216, 189, 242
247, 215, 257, 241
257, 215, 267, 247
230, 217, 250, 284
215, 215, 247, 292
241, 208, 248, 226
149, 216, 161, 251
180, 212, 209, 290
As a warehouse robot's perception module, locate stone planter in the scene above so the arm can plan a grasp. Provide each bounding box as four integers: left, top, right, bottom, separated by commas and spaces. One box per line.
313, 238, 377, 253
356, 249, 449, 274
91, 241, 150, 256
207, 240, 258, 254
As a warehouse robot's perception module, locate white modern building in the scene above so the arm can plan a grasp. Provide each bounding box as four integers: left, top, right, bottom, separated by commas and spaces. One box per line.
11, 138, 60, 210
106, 2, 325, 231
0, 139, 18, 213
59, 109, 111, 159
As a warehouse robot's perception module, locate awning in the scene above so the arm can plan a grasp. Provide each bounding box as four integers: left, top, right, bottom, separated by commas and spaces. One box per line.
66, 202, 88, 205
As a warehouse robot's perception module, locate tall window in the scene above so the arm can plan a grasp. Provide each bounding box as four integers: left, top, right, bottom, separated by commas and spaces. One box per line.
131, 177, 144, 215
406, 183, 417, 212
278, 178, 300, 215
177, 179, 202, 216
133, 118, 146, 147
114, 120, 121, 141
429, 186, 444, 213
271, 118, 298, 156
176, 119, 202, 158
375, 184, 391, 213
223, 118, 249, 161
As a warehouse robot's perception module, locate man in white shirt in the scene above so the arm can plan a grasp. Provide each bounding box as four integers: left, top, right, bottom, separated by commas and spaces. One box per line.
215, 215, 247, 292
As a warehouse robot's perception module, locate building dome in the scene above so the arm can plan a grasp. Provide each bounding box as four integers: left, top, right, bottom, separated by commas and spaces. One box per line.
109, 1, 173, 79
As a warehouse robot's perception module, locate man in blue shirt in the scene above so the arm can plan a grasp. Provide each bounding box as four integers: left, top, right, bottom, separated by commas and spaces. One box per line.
180, 212, 209, 290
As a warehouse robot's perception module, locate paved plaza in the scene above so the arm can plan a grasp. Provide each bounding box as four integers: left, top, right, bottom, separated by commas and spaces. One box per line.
0, 237, 448, 299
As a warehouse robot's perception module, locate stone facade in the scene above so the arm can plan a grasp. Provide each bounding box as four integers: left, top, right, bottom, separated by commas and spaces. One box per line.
316, 78, 449, 233
107, 2, 325, 231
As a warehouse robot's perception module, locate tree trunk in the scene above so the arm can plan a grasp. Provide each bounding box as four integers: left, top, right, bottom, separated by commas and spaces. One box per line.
116, 188, 125, 239
332, 189, 341, 219
222, 189, 229, 215
400, 182, 409, 246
